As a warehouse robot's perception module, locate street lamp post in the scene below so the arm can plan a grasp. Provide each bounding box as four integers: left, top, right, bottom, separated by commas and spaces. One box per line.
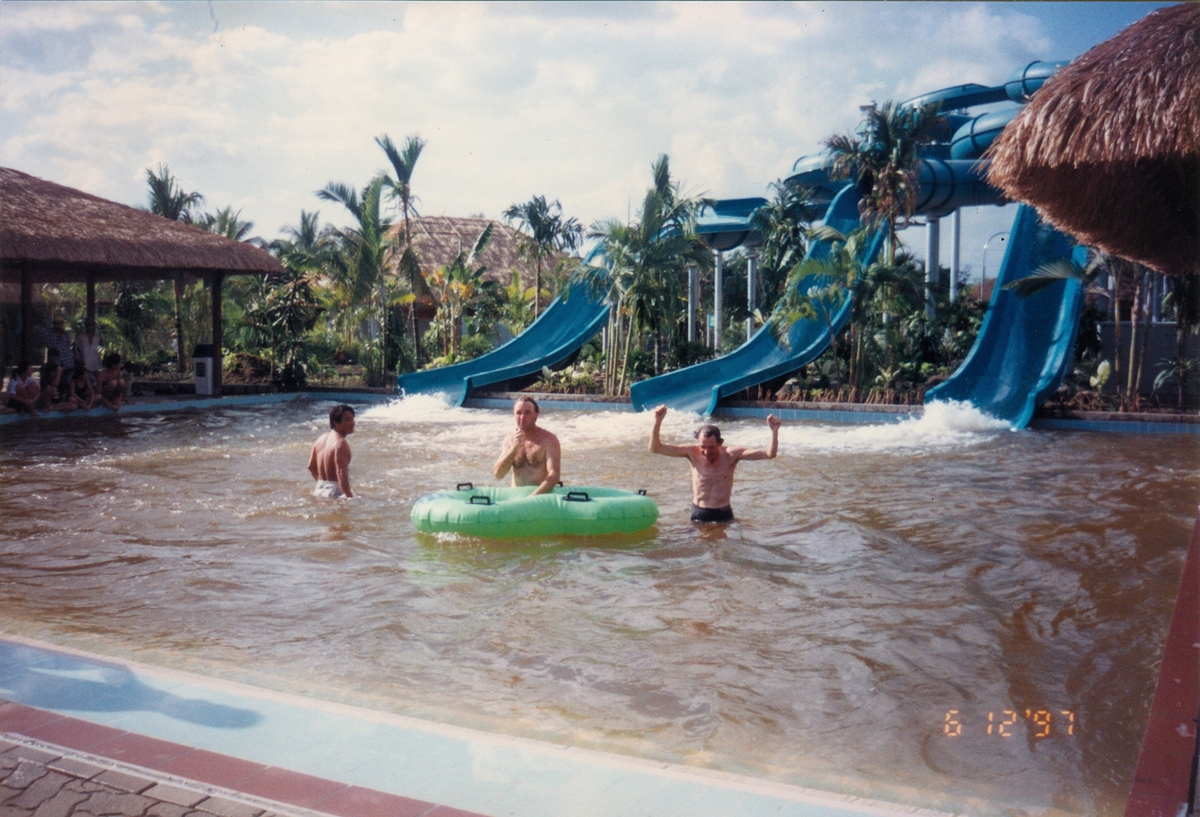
981, 231, 1008, 300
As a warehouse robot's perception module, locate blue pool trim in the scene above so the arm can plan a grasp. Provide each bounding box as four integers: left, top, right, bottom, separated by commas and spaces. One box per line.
1, 634, 952, 817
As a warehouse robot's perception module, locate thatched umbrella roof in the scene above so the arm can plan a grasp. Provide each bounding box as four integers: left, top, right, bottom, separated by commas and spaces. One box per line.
986, 3, 1200, 277
0, 167, 282, 284
387, 215, 566, 291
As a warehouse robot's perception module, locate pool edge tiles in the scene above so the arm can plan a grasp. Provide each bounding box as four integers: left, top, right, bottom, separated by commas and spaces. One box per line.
0, 633, 961, 817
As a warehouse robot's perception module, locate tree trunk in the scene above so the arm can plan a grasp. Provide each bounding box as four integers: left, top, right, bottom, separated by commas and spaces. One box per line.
1177, 298, 1189, 412
1110, 264, 1124, 410
534, 257, 542, 320
173, 278, 186, 372
1125, 270, 1144, 410
379, 279, 387, 384
618, 325, 636, 396
1134, 271, 1153, 404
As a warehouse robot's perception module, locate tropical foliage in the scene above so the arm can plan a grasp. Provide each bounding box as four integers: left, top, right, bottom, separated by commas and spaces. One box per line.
1009, 249, 1199, 411
144, 164, 205, 370
572, 155, 712, 395
38, 122, 1188, 414
824, 100, 942, 263
503, 196, 583, 319
424, 223, 495, 360
376, 134, 428, 366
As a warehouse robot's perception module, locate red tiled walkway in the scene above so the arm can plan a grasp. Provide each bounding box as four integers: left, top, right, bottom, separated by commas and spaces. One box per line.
0, 700, 486, 817
1123, 512, 1200, 817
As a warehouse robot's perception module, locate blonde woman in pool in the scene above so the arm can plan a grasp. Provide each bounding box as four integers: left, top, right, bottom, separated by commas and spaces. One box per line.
649, 404, 781, 523
494, 396, 561, 495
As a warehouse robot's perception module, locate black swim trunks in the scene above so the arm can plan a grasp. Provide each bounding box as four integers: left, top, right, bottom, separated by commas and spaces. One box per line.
691, 504, 734, 523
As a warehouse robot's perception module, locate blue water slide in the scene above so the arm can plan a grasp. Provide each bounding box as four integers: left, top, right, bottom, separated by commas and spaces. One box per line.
396, 286, 609, 406
629, 185, 884, 415
925, 204, 1084, 428
628, 155, 1002, 415
695, 197, 768, 250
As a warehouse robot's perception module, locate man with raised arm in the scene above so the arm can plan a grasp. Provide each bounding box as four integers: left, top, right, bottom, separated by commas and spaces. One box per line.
494, 395, 561, 495
649, 404, 781, 523
308, 404, 355, 498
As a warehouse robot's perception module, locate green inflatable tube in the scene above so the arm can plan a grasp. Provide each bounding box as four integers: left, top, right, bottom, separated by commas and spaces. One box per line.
411, 484, 659, 539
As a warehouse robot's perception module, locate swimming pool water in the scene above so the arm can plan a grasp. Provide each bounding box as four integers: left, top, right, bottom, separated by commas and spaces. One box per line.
0, 396, 1195, 816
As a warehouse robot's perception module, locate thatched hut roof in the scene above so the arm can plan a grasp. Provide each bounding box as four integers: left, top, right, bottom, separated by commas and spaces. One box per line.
986, 3, 1200, 277
387, 215, 567, 291
0, 167, 282, 284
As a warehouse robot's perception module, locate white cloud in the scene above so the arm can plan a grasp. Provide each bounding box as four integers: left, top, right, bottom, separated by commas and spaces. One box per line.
0, 0, 1160, 273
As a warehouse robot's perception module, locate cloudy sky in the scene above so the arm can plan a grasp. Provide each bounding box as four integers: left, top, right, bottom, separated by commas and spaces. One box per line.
0, 1, 1169, 279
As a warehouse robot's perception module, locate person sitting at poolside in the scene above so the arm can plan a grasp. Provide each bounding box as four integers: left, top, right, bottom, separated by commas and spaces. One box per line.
649, 404, 781, 523
493, 395, 561, 495
37, 355, 76, 412
67, 364, 99, 410
96, 352, 128, 411
308, 404, 355, 498
6, 362, 41, 416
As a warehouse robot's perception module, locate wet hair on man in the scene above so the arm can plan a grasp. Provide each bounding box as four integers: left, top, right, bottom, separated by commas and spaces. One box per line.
514, 395, 540, 414
329, 404, 355, 428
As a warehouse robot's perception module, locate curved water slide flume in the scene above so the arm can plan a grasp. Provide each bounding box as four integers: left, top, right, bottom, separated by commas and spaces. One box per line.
921, 61, 1090, 428
632, 61, 1082, 422
925, 205, 1084, 428
395, 251, 609, 406
629, 185, 886, 415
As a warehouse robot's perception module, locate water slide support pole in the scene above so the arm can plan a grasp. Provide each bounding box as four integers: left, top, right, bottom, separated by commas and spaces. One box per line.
950, 209, 961, 303
925, 217, 940, 320
714, 250, 724, 349
746, 250, 757, 342
687, 262, 699, 343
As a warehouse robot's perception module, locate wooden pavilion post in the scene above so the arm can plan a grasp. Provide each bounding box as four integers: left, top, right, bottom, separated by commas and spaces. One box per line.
20, 268, 32, 364
86, 272, 96, 326
211, 272, 224, 395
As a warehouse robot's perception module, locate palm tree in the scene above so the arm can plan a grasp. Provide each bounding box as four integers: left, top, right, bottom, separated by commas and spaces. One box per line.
317, 175, 394, 384
750, 178, 815, 315
426, 224, 494, 358
198, 206, 255, 242
244, 217, 323, 390
503, 196, 583, 320
376, 133, 427, 364
145, 164, 205, 371
771, 225, 873, 388
573, 155, 711, 394
824, 100, 942, 264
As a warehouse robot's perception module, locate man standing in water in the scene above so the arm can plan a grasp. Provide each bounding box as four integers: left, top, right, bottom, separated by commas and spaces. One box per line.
649, 404, 781, 523
308, 404, 355, 498
494, 396, 561, 495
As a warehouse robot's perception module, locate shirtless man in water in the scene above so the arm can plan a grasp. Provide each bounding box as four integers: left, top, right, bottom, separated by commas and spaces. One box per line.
308, 404, 355, 498
649, 404, 781, 522
493, 396, 561, 495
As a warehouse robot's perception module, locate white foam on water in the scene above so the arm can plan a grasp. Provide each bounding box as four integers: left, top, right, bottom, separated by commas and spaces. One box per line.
358, 396, 1010, 460
787, 400, 1012, 455
360, 393, 465, 424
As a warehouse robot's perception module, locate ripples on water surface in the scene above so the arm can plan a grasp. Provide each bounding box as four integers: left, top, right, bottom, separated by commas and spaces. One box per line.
1, 396, 1195, 816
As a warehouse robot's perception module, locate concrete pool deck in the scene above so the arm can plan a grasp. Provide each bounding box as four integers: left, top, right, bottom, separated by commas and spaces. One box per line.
1, 635, 959, 817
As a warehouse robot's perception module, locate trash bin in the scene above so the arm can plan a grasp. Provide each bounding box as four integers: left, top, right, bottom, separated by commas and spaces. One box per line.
193, 344, 215, 395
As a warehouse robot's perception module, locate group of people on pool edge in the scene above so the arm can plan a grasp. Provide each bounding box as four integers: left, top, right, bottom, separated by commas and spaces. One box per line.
308, 395, 782, 522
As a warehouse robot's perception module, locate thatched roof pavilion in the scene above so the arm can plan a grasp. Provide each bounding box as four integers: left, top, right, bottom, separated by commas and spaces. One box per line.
0, 167, 283, 392
387, 215, 567, 295
986, 3, 1200, 278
